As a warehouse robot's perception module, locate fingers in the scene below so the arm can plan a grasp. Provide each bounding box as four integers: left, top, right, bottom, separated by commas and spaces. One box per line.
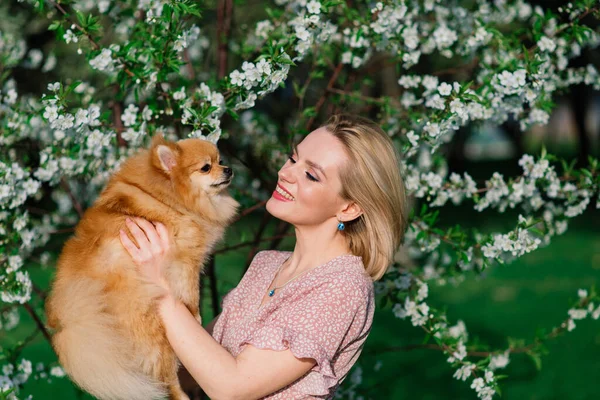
155, 222, 170, 249
132, 217, 162, 247
125, 218, 151, 252
119, 229, 140, 259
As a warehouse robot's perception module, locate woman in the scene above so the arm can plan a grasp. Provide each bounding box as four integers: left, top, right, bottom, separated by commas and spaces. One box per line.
120, 114, 408, 399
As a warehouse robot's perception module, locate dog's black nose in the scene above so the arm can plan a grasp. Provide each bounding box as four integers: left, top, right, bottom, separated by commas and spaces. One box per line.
223, 167, 232, 177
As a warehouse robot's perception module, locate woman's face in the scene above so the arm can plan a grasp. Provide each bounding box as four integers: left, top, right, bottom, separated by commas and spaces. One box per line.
266, 127, 350, 228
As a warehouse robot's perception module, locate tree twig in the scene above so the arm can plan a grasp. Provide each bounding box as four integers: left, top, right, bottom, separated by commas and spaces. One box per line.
306, 62, 344, 131
214, 232, 294, 255
60, 178, 84, 219
216, 0, 234, 78
22, 303, 52, 345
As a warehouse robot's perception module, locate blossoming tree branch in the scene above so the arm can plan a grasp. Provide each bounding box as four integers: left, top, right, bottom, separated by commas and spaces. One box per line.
1, 0, 599, 399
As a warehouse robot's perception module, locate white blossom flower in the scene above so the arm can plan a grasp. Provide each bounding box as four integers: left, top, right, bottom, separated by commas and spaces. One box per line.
568, 309, 587, 320
433, 25, 457, 49
89, 48, 116, 72
398, 75, 421, 89
307, 0, 321, 14
416, 281, 428, 301
121, 104, 138, 127
592, 305, 600, 320
173, 87, 186, 101
47, 82, 61, 92
50, 366, 66, 377
255, 20, 274, 39
423, 122, 441, 138
341, 51, 352, 64
295, 25, 310, 42
142, 105, 153, 121
438, 82, 452, 96
63, 29, 78, 44
256, 59, 272, 75
230, 70, 245, 86
453, 363, 475, 381
75, 109, 89, 127
43, 105, 59, 122
406, 130, 419, 147
448, 341, 467, 363
538, 36, 557, 52
489, 351, 510, 370
422, 75, 439, 92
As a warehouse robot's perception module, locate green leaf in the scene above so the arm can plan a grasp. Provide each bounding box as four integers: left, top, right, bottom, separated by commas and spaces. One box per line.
48, 20, 61, 31
225, 108, 239, 120
540, 143, 547, 159
67, 80, 82, 94
526, 351, 542, 371
75, 10, 86, 28
302, 107, 317, 118
422, 332, 432, 344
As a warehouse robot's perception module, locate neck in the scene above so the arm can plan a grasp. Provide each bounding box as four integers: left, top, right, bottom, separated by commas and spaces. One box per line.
283, 218, 352, 274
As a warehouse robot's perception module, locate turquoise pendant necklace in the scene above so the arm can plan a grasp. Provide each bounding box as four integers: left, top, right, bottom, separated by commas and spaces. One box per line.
268, 258, 313, 297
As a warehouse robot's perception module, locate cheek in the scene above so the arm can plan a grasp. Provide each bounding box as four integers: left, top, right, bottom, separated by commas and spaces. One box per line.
297, 184, 336, 210
190, 173, 213, 189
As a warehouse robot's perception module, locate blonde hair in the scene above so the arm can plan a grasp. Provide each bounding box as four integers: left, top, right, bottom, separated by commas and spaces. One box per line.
322, 114, 408, 281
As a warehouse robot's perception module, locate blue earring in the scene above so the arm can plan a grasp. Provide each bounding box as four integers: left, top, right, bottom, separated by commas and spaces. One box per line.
337, 221, 345, 231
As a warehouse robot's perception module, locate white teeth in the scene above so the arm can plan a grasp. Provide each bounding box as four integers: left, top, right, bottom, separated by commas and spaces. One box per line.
276, 186, 294, 200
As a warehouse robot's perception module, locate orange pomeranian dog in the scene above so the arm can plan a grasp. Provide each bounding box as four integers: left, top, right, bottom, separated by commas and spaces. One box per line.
45, 134, 239, 400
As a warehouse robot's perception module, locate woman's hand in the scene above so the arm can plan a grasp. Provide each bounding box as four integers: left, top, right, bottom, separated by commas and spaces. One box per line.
119, 217, 172, 295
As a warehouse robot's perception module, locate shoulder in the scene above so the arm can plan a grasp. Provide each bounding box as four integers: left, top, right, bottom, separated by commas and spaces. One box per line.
298, 256, 373, 309
252, 249, 291, 264
248, 250, 290, 271
245, 250, 291, 278
322, 255, 373, 296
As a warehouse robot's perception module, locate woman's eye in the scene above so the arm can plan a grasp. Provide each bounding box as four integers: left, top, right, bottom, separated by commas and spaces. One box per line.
288, 153, 318, 182
306, 172, 318, 182
201, 164, 211, 172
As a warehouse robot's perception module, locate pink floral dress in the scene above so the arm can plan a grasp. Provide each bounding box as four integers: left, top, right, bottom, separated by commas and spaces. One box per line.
211, 250, 375, 399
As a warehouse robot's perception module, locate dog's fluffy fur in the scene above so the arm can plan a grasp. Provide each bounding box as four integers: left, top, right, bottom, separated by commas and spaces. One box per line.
45, 135, 239, 400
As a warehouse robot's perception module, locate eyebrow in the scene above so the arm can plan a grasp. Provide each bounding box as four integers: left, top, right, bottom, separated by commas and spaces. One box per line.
292, 142, 327, 179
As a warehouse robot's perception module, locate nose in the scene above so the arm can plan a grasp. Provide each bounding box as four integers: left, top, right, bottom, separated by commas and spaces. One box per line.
278, 164, 294, 183
223, 167, 232, 177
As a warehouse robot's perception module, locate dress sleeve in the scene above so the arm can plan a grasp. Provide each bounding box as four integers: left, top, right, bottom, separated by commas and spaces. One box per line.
239, 276, 368, 396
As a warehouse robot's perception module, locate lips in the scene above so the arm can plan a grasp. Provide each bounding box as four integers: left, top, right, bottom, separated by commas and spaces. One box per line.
272, 183, 295, 201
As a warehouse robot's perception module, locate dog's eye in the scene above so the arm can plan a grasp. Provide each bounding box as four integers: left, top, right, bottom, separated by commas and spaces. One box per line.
201, 164, 211, 172
218, 160, 224, 165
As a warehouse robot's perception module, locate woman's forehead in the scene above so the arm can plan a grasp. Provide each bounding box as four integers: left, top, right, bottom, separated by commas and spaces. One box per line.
297, 128, 348, 171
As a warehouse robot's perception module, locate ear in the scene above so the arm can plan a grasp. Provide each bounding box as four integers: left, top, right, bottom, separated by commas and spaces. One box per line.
150, 135, 179, 174
338, 201, 363, 223
156, 145, 177, 172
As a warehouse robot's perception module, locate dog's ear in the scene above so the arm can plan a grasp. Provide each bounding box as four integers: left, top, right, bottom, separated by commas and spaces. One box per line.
151, 135, 179, 173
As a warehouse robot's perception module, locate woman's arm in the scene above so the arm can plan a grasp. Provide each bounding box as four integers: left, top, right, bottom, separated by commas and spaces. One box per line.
160, 296, 316, 400
120, 217, 317, 400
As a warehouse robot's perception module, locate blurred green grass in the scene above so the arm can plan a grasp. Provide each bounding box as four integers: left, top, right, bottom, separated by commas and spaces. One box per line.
357, 207, 600, 400
7, 161, 600, 400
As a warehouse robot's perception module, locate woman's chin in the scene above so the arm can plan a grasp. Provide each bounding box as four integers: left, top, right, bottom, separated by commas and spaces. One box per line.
266, 197, 290, 218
